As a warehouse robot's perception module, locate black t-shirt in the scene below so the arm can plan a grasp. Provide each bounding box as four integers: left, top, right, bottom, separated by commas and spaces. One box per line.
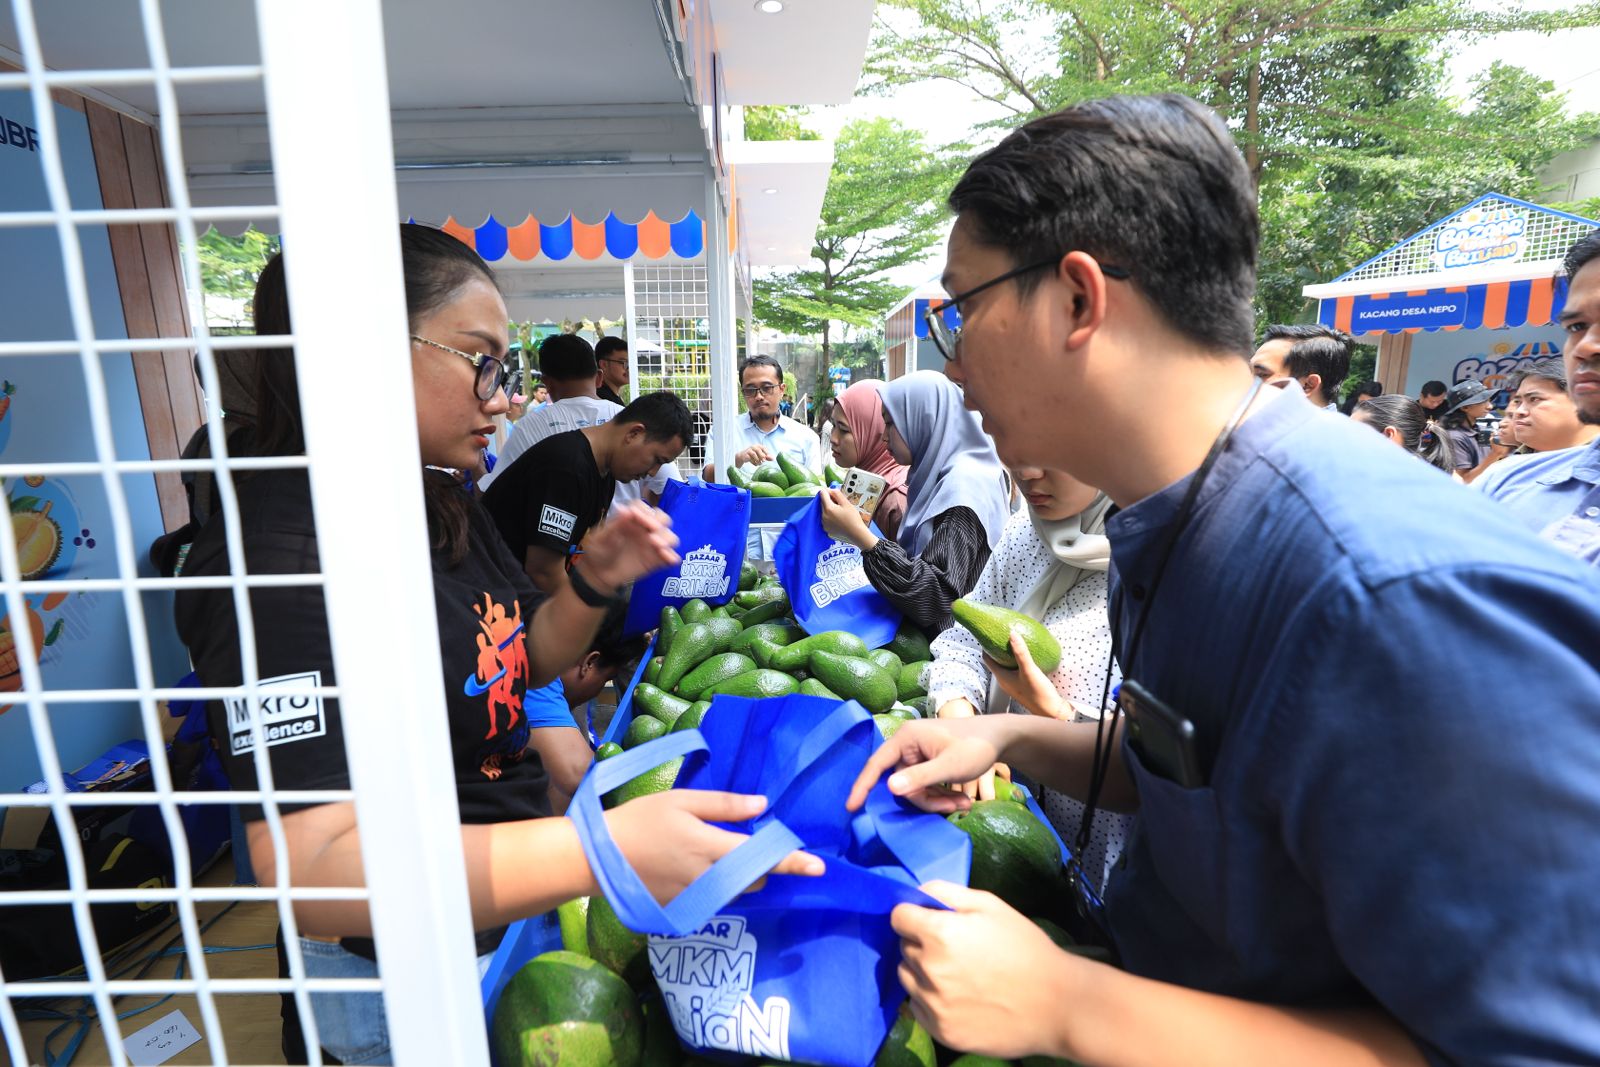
175, 469, 552, 825
481, 429, 615, 565
596, 383, 624, 407
175, 471, 552, 958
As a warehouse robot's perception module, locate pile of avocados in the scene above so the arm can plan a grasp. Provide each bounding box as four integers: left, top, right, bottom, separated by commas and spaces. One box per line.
490, 566, 1092, 1067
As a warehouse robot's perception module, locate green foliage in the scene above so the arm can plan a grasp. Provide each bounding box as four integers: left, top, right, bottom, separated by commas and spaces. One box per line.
1256, 61, 1599, 327
869, 0, 1600, 332
195, 228, 279, 323
754, 118, 959, 360
745, 105, 822, 141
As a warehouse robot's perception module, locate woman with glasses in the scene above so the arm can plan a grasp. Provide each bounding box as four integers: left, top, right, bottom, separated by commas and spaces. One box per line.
820, 370, 1010, 634
174, 224, 817, 1064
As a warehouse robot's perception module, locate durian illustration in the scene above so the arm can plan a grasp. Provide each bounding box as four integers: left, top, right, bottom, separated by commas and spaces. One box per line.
11, 497, 62, 580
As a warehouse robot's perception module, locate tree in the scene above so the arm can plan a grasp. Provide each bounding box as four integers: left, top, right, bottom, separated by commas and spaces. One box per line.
868, 0, 1600, 329
1256, 61, 1600, 326
195, 229, 279, 327
744, 105, 823, 141
871, 0, 1598, 185
754, 117, 959, 371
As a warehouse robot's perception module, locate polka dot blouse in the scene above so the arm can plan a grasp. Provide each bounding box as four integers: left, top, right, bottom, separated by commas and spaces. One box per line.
927, 506, 1134, 890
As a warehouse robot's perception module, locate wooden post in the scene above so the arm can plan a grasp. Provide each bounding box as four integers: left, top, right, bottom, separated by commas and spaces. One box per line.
83, 99, 201, 532
1376, 333, 1414, 396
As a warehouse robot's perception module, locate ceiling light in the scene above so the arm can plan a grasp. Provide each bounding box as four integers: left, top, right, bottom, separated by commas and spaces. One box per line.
763, 187, 779, 195
755, 0, 784, 12
766, 246, 777, 251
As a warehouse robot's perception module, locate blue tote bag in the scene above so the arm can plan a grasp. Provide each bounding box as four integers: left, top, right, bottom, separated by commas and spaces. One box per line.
624, 479, 752, 635
772, 495, 901, 648
567, 694, 971, 1067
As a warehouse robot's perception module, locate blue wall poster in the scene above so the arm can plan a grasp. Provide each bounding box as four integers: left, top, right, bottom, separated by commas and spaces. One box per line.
0, 89, 191, 791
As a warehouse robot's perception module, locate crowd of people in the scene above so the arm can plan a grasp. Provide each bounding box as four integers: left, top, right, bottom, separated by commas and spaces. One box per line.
163, 91, 1600, 1067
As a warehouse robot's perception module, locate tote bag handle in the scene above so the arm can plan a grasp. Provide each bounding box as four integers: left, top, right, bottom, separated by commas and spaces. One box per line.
567, 729, 803, 935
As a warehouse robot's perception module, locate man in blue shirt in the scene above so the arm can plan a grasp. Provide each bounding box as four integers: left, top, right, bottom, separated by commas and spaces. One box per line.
701, 355, 819, 481
1474, 356, 1600, 527
1513, 232, 1600, 564
523, 603, 647, 813
703, 354, 820, 558
848, 94, 1600, 1065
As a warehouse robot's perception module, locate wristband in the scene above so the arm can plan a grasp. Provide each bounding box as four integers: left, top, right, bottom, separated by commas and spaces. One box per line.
568, 565, 622, 609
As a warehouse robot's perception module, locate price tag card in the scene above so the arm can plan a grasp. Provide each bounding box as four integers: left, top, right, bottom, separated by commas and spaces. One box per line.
125, 1008, 203, 1065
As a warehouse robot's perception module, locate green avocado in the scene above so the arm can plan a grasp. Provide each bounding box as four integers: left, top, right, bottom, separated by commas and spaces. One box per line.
808, 651, 897, 713
491, 951, 643, 1067
769, 630, 870, 673
951, 599, 1062, 674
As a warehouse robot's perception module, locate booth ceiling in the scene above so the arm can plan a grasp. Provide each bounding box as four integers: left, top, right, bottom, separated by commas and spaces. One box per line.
1, 0, 859, 262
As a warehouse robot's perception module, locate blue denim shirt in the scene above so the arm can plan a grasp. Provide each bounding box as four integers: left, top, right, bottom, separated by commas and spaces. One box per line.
1475, 437, 1600, 533
1103, 393, 1600, 1065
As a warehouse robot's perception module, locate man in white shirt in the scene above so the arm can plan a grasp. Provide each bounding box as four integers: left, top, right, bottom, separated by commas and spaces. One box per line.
702, 355, 820, 480
482, 333, 677, 506
703, 355, 820, 558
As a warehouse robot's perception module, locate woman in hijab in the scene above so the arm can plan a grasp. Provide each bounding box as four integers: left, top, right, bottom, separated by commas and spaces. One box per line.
828, 380, 909, 542
820, 370, 1010, 634
925, 463, 1132, 891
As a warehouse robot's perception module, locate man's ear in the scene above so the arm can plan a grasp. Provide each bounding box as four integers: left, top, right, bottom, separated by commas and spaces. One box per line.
1056, 251, 1111, 354
1301, 373, 1323, 399
577, 651, 603, 678
623, 423, 646, 446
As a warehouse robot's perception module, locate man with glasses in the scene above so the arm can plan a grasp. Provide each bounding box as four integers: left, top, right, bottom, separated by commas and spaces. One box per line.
703, 355, 819, 557
702, 354, 819, 482
595, 335, 630, 406
850, 93, 1600, 1066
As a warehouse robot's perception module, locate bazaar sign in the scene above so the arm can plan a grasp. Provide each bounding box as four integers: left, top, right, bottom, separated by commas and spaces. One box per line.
1431, 205, 1526, 271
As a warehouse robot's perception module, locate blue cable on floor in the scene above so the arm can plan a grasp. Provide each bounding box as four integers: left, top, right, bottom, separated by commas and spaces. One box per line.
16, 902, 273, 1067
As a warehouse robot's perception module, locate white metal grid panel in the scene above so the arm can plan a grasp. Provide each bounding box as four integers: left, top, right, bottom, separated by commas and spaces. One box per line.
1338, 195, 1597, 283
0, 1, 488, 1064
632, 262, 713, 471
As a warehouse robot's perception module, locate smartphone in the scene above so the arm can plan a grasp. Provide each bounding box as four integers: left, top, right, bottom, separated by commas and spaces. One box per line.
1118, 680, 1206, 788
841, 467, 888, 522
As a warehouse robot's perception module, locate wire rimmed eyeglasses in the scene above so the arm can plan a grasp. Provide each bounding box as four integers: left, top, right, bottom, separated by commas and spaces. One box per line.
411, 334, 512, 401
925, 255, 1130, 361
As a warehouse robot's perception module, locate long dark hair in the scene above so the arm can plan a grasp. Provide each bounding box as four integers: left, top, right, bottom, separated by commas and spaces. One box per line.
248, 224, 501, 563
1354, 394, 1455, 472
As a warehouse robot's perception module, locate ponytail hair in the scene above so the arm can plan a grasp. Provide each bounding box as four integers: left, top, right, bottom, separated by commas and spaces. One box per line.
1355, 394, 1456, 473
245, 223, 500, 564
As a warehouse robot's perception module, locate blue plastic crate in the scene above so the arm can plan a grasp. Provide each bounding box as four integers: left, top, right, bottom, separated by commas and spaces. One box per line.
479, 910, 563, 1038
596, 635, 656, 749
749, 495, 811, 526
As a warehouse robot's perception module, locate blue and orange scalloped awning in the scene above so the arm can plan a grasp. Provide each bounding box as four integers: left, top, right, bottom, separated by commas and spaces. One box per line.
1316, 276, 1571, 336
431, 210, 706, 263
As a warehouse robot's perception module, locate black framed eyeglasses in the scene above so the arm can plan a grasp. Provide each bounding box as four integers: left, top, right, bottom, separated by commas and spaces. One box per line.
741, 383, 782, 398
925, 255, 1131, 361
411, 335, 511, 401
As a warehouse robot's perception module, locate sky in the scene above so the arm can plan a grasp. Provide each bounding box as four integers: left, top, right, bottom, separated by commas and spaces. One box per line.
804, 13, 1600, 292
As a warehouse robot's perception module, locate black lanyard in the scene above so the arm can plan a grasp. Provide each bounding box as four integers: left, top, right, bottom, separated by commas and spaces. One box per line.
1073, 377, 1264, 862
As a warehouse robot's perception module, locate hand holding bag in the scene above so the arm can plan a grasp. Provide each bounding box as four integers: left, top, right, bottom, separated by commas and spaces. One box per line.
772, 496, 901, 649
567, 694, 971, 1067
